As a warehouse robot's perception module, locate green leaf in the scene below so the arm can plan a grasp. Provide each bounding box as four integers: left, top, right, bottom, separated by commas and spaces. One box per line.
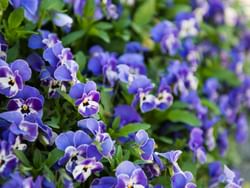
14, 150, 31, 167
43, 165, 55, 181
95, 22, 113, 30
0, 0, 8, 11
45, 148, 64, 168
46, 117, 60, 129
115, 145, 123, 164
112, 117, 120, 130
89, 27, 110, 43
8, 8, 24, 28
201, 98, 220, 115
33, 149, 43, 168
202, 65, 240, 87
62, 30, 85, 46
171, 101, 189, 109
7, 41, 19, 62
57, 90, 75, 107
100, 88, 112, 114
83, 0, 96, 18
41, 0, 64, 11
114, 123, 151, 137
166, 109, 201, 127
75, 51, 86, 71
133, 0, 155, 26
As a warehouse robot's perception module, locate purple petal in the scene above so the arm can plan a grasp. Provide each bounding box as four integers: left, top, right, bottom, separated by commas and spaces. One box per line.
135, 130, 148, 145
69, 83, 85, 99
10, 59, 31, 81
84, 81, 97, 94
74, 130, 92, 147
55, 131, 75, 151
54, 65, 72, 81
115, 161, 137, 177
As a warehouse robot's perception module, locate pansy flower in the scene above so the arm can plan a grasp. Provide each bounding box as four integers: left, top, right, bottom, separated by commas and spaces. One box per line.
115, 161, 148, 188
91, 177, 117, 188
188, 128, 207, 164
9, 0, 40, 23
151, 21, 180, 55
0, 111, 38, 142
135, 130, 155, 161
0, 140, 18, 177
78, 118, 115, 159
55, 130, 92, 172
72, 158, 103, 182
52, 12, 73, 32
156, 150, 197, 188
156, 78, 173, 110
69, 81, 100, 117
0, 59, 31, 98
128, 75, 155, 112
7, 86, 44, 118
175, 12, 199, 38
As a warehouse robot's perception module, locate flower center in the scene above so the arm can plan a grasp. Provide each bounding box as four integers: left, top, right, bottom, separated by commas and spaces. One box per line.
21, 104, 30, 114
82, 98, 89, 106
8, 78, 15, 86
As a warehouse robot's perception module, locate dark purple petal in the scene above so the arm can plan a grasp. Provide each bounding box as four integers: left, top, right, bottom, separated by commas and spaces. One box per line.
26, 53, 45, 72
131, 168, 148, 186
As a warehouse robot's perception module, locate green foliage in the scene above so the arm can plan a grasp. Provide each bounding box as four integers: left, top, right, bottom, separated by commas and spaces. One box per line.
113, 123, 151, 138
166, 109, 201, 127
8, 8, 24, 29
133, 0, 155, 26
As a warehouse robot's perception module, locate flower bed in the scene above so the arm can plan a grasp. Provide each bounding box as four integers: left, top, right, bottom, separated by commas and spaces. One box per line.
0, 0, 249, 187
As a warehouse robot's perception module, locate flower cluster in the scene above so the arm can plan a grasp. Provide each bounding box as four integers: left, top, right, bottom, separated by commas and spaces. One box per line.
0, 0, 249, 187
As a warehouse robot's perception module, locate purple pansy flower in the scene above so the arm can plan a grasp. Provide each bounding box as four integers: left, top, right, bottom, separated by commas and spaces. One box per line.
151, 21, 180, 55
2, 172, 55, 188
115, 161, 148, 188
55, 130, 106, 182
0, 35, 8, 61
235, 114, 248, 144
91, 177, 117, 188
0, 140, 18, 177
124, 42, 148, 53
0, 111, 39, 142
52, 12, 73, 32
156, 78, 173, 110
188, 128, 207, 164
175, 12, 199, 38
128, 75, 155, 112
0, 59, 31, 98
166, 61, 198, 96
88, 46, 118, 86
156, 150, 197, 188
69, 81, 100, 117
55, 130, 92, 172
7, 86, 44, 118
9, 0, 40, 23
114, 105, 141, 127
203, 78, 220, 102
72, 158, 103, 182
135, 130, 155, 161
78, 118, 115, 158
217, 130, 228, 156
204, 0, 225, 25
